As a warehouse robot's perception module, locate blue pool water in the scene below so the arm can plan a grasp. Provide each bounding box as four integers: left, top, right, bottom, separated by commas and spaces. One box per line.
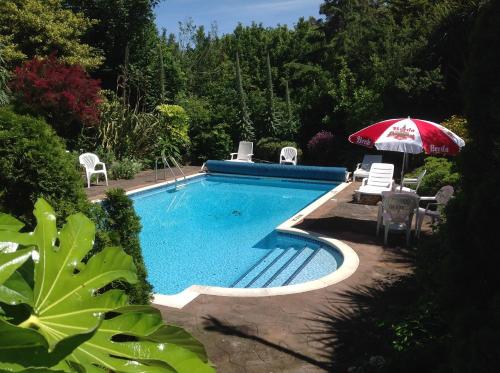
131, 174, 343, 295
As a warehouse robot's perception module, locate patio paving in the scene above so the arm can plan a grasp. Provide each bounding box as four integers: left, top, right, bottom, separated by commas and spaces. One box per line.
83, 166, 201, 200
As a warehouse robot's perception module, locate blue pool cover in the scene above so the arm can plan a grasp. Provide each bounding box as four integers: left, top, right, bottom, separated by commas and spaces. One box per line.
205, 160, 348, 182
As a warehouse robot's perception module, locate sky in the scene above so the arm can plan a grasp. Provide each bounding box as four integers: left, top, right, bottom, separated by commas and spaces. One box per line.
155, 0, 324, 36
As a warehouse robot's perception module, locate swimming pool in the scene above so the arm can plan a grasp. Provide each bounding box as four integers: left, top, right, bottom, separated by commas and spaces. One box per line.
131, 173, 351, 298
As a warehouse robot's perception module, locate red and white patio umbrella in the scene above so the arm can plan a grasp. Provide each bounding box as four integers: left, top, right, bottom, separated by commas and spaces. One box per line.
348, 117, 465, 187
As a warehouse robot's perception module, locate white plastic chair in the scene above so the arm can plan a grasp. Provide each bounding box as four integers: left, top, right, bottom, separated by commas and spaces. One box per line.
377, 191, 420, 246
280, 147, 298, 165
398, 169, 427, 193
353, 155, 383, 180
416, 185, 454, 237
229, 141, 253, 162
355, 163, 395, 201
79, 153, 108, 188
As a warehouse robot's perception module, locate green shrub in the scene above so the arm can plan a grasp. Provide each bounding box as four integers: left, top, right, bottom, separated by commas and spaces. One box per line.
406, 157, 460, 196
109, 158, 142, 180
0, 198, 212, 371
0, 108, 89, 226
255, 137, 303, 163
98, 94, 159, 161
192, 123, 232, 163
155, 104, 191, 161
98, 95, 191, 165
98, 189, 153, 304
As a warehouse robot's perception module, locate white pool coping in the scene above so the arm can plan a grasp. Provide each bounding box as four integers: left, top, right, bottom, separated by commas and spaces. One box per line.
115, 172, 359, 309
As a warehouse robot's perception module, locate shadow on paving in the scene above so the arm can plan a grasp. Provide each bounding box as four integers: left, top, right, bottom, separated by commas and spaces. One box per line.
306, 272, 448, 373
201, 232, 440, 372
202, 316, 331, 371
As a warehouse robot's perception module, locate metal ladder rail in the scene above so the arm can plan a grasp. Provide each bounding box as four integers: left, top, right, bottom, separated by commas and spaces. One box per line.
169, 156, 187, 184
283, 247, 323, 286
263, 246, 307, 288
154, 156, 167, 181
230, 248, 280, 288
245, 249, 289, 288
164, 158, 178, 188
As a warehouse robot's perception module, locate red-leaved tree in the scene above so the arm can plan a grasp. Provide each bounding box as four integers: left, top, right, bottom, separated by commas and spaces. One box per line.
11, 55, 101, 139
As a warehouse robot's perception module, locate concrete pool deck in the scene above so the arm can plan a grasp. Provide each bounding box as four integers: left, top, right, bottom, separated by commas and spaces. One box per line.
85, 171, 425, 372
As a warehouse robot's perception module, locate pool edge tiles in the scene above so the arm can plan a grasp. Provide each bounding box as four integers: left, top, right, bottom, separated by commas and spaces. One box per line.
124, 175, 358, 309
153, 228, 359, 309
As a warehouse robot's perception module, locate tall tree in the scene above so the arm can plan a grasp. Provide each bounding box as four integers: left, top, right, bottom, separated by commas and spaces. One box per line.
65, 0, 160, 89
443, 1, 500, 370
264, 52, 277, 137
0, 0, 102, 69
235, 52, 254, 141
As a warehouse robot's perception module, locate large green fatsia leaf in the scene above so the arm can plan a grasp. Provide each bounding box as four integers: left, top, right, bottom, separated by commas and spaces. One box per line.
0, 199, 213, 372
0, 271, 33, 305
0, 250, 32, 288
0, 317, 99, 372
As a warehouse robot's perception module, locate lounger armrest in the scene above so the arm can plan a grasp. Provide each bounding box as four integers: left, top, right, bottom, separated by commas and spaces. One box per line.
247, 153, 254, 161
361, 178, 368, 186
402, 177, 418, 185
229, 153, 238, 160
388, 180, 395, 189
355, 163, 362, 170
424, 202, 439, 212
420, 196, 437, 201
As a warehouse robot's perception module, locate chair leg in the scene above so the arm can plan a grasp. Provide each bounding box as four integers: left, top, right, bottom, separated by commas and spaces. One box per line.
104, 172, 108, 186
86, 172, 91, 188
416, 214, 424, 238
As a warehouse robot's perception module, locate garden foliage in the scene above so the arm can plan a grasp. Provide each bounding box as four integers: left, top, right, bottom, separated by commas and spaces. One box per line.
307, 130, 335, 165
155, 104, 191, 161
0, 0, 102, 69
192, 124, 232, 162
98, 189, 153, 304
406, 157, 460, 196
255, 137, 302, 164
0, 47, 10, 105
109, 158, 143, 180
0, 108, 89, 226
11, 55, 101, 141
0, 198, 213, 372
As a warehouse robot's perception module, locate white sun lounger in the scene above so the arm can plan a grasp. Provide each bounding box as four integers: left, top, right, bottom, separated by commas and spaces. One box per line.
355, 163, 395, 201
353, 155, 382, 180
229, 141, 253, 162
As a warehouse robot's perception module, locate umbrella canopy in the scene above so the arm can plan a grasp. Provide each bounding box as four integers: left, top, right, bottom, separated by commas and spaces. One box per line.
348, 117, 465, 189
348, 117, 465, 155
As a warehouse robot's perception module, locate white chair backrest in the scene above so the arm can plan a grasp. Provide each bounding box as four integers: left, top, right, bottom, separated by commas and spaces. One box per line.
237, 141, 253, 159
79, 153, 100, 171
381, 191, 419, 223
280, 147, 297, 163
435, 185, 454, 205
360, 154, 382, 171
367, 163, 394, 187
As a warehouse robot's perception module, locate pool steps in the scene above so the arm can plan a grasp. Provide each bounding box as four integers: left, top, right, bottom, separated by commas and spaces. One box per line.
283, 246, 322, 285
231, 245, 325, 288
245, 249, 290, 288
263, 246, 307, 287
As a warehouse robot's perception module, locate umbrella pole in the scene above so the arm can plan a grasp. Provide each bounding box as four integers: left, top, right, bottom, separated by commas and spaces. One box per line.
400, 152, 406, 191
